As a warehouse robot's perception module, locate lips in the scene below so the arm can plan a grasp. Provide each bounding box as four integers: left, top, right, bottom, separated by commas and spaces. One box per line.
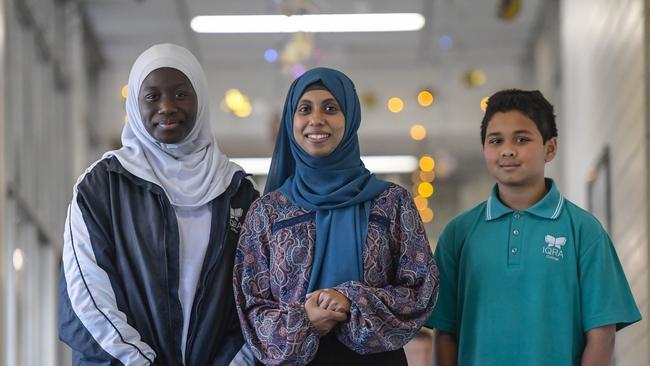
499, 162, 521, 171
156, 120, 181, 129
305, 133, 331, 143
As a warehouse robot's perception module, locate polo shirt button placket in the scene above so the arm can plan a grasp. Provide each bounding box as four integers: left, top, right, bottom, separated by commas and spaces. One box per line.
509, 223, 522, 266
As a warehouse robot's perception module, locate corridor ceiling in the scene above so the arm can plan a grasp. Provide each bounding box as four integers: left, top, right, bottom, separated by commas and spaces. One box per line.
82, 0, 549, 179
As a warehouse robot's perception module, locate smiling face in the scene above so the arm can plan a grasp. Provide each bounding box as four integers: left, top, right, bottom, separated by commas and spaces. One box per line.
138, 67, 197, 144
483, 110, 557, 189
293, 89, 345, 157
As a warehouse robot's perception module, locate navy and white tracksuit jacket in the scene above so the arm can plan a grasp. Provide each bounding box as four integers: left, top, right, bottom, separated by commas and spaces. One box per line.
58, 156, 259, 366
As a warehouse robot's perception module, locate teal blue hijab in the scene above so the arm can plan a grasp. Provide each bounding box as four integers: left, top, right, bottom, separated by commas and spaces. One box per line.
265, 67, 389, 292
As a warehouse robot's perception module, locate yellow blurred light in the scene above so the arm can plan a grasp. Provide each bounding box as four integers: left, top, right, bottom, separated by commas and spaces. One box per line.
420, 207, 434, 223
124, 114, 128, 124
121, 85, 128, 99
387, 97, 404, 113
417, 90, 434, 107
465, 69, 486, 87
419, 170, 435, 182
480, 96, 489, 112
413, 195, 428, 210
418, 182, 434, 197
233, 102, 252, 118
410, 124, 427, 141
225, 89, 246, 110
419, 155, 435, 172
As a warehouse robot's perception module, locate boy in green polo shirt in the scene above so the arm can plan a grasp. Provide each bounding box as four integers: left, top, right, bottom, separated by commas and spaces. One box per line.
430, 89, 641, 366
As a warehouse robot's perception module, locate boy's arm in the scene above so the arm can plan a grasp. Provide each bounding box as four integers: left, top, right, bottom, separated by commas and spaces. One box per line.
435, 331, 458, 366
581, 324, 616, 366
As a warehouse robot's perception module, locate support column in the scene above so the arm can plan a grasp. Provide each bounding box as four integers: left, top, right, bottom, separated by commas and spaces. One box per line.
0, 0, 7, 364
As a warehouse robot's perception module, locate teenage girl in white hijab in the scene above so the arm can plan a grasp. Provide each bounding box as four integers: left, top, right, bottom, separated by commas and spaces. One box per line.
59, 43, 258, 366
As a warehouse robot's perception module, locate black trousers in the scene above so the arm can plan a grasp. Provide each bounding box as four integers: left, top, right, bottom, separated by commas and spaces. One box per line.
256, 334, 407, 365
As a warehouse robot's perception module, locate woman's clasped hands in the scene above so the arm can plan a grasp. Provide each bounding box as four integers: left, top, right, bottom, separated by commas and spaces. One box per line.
305, 288, 351, 336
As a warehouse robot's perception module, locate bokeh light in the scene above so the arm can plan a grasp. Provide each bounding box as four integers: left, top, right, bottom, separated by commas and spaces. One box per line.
387, 97, 404, 113
410, 124, 427, 141
413, 195, 428, 210
121, 85, 128, 99
481, 96, 489, 112
264, 48, 278, 63
417, 90, 434, 107
420, 208, 434, 223
419, 155, 435, 172
13, 248, 24, 271
418, 182, 434, 197
290, 64, 307, 78
224, 89, 253, 118
438, 35, 453, 50
465, 69, 486, 87
419, 170, 435, 183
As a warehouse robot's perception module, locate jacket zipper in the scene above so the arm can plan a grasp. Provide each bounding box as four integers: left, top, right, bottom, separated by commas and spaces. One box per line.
184, 215, 228, 359
157, 195, 174, 351
184, 189, 236, 360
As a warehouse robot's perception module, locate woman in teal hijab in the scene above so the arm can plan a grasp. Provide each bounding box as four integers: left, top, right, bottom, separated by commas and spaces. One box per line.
234, 68, 438, 365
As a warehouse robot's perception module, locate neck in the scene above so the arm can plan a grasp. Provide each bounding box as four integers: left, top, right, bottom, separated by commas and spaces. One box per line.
496, 179, 548, 211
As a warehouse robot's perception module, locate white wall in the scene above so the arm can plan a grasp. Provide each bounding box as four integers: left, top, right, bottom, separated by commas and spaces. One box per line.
561, 0, 649, 364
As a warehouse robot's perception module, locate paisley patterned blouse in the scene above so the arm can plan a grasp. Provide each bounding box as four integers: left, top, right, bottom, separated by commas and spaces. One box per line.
233, 183, 439, 365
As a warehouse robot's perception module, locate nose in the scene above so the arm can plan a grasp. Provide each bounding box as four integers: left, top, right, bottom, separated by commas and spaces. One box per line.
308, 108, 325, 125
158, 95, 178, 115
501, 149, 515, 158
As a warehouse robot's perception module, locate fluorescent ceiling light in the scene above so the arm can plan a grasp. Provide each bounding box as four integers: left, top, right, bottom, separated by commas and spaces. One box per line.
231, 155, 418, 175
191, 13, 425, 33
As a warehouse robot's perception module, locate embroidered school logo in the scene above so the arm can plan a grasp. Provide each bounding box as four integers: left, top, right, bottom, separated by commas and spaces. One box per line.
542, 235, 566, 261
229, 207, 243, 233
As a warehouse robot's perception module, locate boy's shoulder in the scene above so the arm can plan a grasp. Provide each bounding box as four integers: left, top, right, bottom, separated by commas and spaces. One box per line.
559, 197, 608, 236
448, 200, 488, 228
439, 200, 488, 242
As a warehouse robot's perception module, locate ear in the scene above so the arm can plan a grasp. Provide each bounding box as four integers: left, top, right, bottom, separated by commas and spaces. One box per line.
544, 137, 558, 162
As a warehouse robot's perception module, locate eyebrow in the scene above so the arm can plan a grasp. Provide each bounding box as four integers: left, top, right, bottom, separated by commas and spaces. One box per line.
141, 82, 192, 91
298, 97, 338, 105
486, 129, 534, 137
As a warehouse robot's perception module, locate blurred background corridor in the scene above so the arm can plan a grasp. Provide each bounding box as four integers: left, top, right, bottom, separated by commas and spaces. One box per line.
0, 0, 649, 364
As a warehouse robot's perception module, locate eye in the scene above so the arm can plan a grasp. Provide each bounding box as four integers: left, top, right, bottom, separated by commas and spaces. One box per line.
324, 103, 340, 113
176, 90, 191, 99
488, 137, 503, 145
297, 104, 311, 114
143, 93, 159, 102
515, 136, 531, 144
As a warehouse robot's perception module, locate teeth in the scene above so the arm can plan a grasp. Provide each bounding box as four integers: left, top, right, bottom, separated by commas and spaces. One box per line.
307, 134, 329, 140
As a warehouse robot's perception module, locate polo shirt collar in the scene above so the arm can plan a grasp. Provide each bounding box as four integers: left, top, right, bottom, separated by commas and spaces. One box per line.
486, 178, 565, 221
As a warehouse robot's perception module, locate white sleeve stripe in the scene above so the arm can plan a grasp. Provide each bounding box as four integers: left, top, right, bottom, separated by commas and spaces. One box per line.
63, 172, 157, 365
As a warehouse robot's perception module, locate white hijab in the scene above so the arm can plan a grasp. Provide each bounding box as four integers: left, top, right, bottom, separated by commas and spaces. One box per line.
105, 43, 242, 208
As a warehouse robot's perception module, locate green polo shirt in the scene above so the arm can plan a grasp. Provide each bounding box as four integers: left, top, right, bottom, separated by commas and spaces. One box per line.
430, 179, 641, 366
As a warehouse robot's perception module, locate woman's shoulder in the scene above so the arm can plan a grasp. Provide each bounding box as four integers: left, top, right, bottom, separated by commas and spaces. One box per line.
370, 183, 412, 218
250, 190, 309, 218
373, 182, 411, 205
